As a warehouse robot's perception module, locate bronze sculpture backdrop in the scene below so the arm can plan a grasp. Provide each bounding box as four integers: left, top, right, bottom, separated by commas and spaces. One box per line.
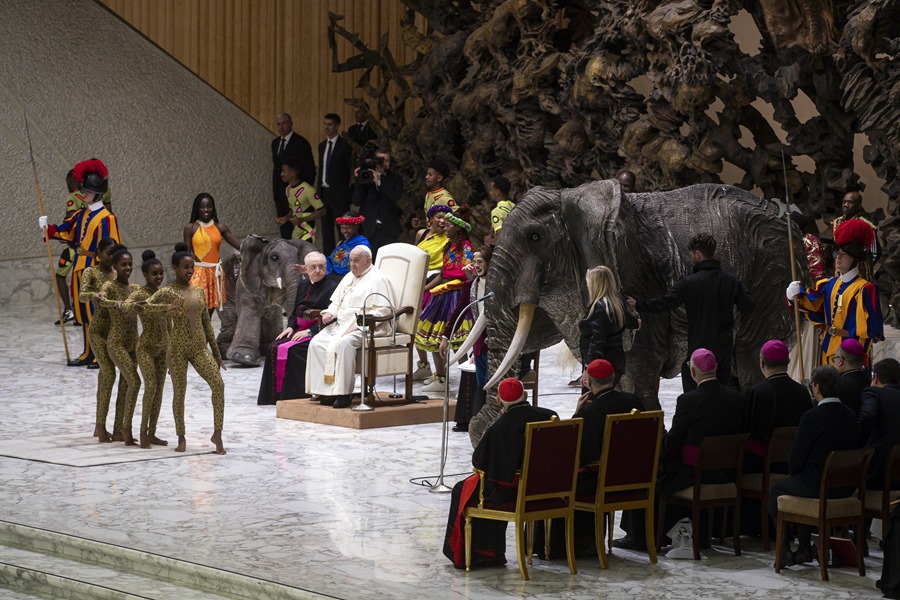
329, 0, 899, 323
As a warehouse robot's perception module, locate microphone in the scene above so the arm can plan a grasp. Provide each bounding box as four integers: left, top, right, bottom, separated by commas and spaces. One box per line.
476, 292, 495, 302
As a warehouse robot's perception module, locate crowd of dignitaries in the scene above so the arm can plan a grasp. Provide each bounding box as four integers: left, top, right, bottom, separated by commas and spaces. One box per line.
444, 343, 900, 568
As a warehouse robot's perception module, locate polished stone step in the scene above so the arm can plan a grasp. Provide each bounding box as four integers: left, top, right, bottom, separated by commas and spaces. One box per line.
0, 521, 328, 600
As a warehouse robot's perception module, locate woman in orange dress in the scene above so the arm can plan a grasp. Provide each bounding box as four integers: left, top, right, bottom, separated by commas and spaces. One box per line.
183, 193, 242, 315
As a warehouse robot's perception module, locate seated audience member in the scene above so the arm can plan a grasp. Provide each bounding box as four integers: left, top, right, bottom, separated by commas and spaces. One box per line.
836, 338, 869, 416
442, 378, 557, 569
859, 358, 900, 488
257, 252, 338, 405
327, 212, 370, 279
744, 339, 813, 472
535, 359, 642, 558
305, 246, 392, 409
768, 365, 861, 567
616, 348, 745, 551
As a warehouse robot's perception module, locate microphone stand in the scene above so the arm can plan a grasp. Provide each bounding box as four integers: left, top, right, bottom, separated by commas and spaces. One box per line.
354, 291, 397, 412
429, 291, 495, 493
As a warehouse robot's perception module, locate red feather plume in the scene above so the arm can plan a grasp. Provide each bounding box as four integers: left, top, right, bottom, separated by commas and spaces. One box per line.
834, 218, 875, 248
72, 159, 109, 184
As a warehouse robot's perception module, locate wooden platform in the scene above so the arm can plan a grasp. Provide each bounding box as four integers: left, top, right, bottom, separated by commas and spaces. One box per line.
276, 396, 456, 429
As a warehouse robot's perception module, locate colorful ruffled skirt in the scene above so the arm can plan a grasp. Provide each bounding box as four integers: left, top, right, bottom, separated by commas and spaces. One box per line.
415, 283, 472, 353
190, 262, 224, 309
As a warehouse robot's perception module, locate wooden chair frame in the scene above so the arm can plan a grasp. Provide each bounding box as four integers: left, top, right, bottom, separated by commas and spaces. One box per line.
657, 433, 749, 560
775, 447, 873, 581
464, 416, 583, 580
864, 444, 900, 533
574, 409, 664, 568
740, 427, 798, 551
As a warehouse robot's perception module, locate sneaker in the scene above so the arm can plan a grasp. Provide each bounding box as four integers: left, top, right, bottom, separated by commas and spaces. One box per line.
421, 377, 447, 393
412, 361, 432, 381
55, 308, 74, 325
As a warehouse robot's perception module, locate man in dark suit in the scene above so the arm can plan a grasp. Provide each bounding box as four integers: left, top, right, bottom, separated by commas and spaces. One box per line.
616, 349, 745, 551
317, 113, 354, 255
768, 365, 860, 566
744, 339, 813, 472
347, 103, 378, 150
859, 358, 900, 487
272, 113, 316, 239
352, 147, 403, 259
836, 338, 869, 416
627, 233, 756, 392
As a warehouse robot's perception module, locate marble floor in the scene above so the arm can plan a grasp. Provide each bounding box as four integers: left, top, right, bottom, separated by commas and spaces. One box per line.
0, 304, 887, 599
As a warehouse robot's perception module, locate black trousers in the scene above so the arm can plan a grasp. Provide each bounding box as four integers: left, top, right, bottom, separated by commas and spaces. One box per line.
320, 188, 348, 255
273, 179, 293, 239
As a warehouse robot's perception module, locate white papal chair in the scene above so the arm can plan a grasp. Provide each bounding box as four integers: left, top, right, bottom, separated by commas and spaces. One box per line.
355, 243, 428, 403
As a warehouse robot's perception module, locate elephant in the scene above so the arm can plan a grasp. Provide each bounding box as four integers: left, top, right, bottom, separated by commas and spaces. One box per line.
216, 235, 318, 366
469, 179, 806, 446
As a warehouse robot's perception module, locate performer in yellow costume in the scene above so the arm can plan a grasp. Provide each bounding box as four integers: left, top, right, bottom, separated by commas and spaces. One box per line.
412, 204, 452, 381
184, 193, 241, 313
126, 250, 170, 449
142, 244, 226, 455
276, 153, 325, 242
96, 248, 142, 446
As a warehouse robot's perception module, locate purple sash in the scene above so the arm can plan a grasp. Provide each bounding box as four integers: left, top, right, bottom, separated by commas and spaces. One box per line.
274, 318, 317, 393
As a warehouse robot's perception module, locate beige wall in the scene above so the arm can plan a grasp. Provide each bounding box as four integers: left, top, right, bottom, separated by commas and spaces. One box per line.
99, 0, 424, 143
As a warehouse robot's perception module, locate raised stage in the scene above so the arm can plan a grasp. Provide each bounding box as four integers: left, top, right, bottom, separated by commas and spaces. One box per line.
276, 396, 456, 429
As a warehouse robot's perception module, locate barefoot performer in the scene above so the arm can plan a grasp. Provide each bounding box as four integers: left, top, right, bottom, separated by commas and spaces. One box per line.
125, 251, 170, 448
183, 193, 241, 315
142, 244, 226, 455
96, 247, 142, 446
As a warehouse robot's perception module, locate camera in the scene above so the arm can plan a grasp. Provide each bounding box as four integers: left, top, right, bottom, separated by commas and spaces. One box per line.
357, 145, 384, 184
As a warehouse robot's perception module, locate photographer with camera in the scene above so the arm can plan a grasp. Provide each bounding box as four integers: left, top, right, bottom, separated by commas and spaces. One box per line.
352, 146, 403, 259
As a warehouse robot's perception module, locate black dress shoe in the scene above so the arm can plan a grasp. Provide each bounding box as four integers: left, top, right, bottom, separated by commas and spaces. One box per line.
775, 549, 795, 569
452, 423, 469, 432
611, 536, 647, 552
67, 358, 90, 367
86, 362, 100, 370
333, 396, 352, 409
319, 396, 336, 406
793, 544, 817, 565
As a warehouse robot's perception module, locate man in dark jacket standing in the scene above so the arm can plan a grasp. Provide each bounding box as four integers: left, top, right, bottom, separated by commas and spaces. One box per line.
627, 233, 755, 392
317, 113, 354, 255
768, 365, 860, 566
272, 113, 316, 239
616, 349, 745, 551
352, 147, 403, 259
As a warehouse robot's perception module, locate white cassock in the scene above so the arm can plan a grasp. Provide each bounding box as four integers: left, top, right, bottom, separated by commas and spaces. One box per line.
306, 265, 392, 395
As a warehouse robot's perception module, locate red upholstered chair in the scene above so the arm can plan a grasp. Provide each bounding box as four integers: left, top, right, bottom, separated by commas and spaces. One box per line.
464, 416, 583, 580
740, 426, 798, 551
864, 444, 900, 534
657, 433, 749, 560
775, 447, 873, 581
574, 409, 664, 568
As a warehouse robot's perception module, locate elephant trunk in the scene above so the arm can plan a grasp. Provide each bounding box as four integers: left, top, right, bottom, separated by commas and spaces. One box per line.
485, 302, 535, 389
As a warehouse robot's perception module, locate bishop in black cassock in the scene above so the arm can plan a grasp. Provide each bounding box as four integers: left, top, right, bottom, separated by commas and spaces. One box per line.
257, 261, 338, 405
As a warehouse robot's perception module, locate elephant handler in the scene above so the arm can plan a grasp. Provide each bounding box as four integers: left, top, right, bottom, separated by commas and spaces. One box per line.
257, 252, 338, 405
305, 246, 392, 409
786, 219, 884, 367
626, 233, 755, 392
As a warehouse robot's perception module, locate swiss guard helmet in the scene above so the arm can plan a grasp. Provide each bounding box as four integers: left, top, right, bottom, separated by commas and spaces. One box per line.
73, 159, 109, 195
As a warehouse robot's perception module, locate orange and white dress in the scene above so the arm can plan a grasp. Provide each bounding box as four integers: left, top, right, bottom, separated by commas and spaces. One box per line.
190, 222, 225, 309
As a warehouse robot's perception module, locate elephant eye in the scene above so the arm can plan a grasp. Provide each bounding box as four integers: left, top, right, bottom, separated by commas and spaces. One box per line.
530, 233, 540, 241
270, 254, 279, 261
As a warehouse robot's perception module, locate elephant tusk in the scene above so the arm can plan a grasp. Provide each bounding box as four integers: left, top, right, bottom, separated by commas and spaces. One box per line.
450, 313, 486, 364
276, 276, 283, 290
485, 303, 535, 390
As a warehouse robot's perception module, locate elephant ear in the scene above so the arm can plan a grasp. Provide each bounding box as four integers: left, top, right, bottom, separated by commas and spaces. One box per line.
559, 179, 633, 288
238, 235, 269, 294
284, 239, 318, 265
